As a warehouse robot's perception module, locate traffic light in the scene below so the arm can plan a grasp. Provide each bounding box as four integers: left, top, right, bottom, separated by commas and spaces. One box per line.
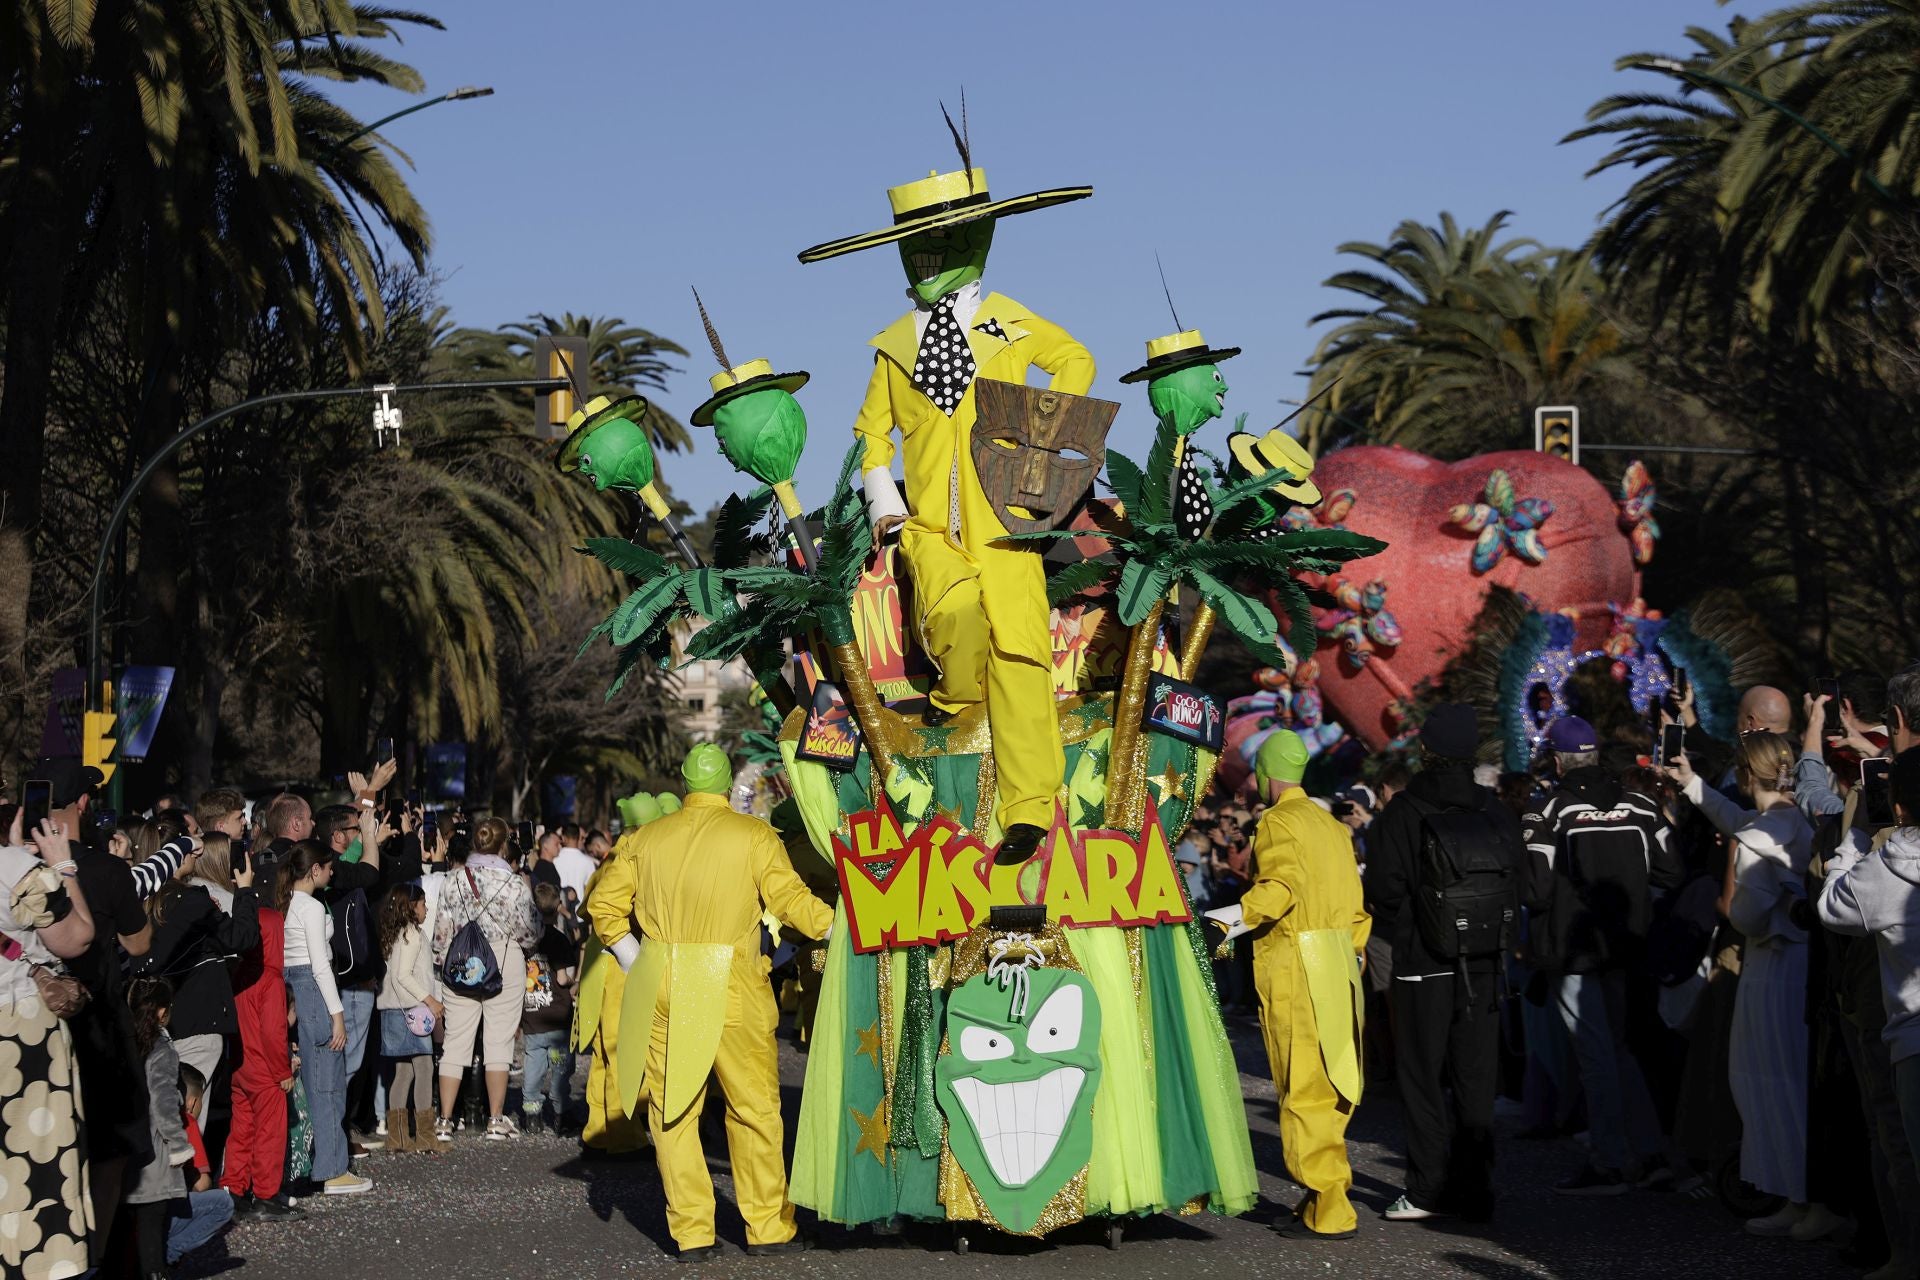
1535, 405, 1579, 463
531, 336, 591, 441
83, 682, 117, 786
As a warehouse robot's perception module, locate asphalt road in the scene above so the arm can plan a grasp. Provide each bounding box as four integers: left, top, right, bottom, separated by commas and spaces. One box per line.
184, 1015, 1854, 1280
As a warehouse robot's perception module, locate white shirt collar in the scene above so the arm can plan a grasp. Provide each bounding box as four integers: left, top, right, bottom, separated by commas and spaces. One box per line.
910, 279, 984, 342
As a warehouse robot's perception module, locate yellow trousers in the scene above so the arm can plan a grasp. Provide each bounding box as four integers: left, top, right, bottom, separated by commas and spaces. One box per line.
582, 963, 647, 1153
642, 972, 797, 1250
908, 531, 1063, 831
1256, 948, 1358, 1234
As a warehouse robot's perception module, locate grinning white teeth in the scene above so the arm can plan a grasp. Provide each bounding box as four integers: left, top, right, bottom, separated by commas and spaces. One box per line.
947, 1066, 1086, 1188
912, 252, 944, 281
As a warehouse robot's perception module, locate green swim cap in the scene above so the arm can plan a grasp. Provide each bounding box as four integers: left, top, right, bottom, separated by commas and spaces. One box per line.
618, 792, 662, 829
1256, 730, 1311, 788
655, 792, 681, 814
681, 743, 732, 795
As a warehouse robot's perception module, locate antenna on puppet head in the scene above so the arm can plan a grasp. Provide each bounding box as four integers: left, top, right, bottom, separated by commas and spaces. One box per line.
940, 88, 973, 192
692, 286, 731, 373
1155, 251, 1183, 332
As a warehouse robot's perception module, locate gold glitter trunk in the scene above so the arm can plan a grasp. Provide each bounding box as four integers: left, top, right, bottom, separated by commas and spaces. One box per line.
1179, 602, 1216, 682
826, 636, 896, 784
1105, 598, 1164, 832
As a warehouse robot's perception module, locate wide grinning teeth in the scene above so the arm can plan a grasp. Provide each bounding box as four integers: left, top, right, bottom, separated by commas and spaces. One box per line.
948, 1066, 1086, 1188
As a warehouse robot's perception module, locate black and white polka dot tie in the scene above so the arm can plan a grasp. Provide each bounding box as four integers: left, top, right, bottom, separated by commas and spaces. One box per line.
1175, 448, 1214, 538
911, 294, 976, 415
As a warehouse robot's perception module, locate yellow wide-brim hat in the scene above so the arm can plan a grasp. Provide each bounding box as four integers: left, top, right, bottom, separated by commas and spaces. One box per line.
555, 393, 649, 473
1229, 426, 1322, 506
689, 358, 810, 427
1118, 329, 1243, 384
797, 167, 1092, 264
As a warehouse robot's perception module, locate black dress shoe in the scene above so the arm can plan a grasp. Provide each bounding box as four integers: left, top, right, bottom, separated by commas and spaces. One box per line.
747, 1236, 813, 1256
675, 1244, 723, 1263
229, 1195, 260, 1220
994, 823, 1046, 866
924, 705, 955, 727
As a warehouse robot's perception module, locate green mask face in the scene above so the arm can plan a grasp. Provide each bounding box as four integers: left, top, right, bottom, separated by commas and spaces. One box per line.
1146, 362, 1228, 437
900, 220, 994, 304
574, 414, 657, 493
934, 966, 1102, 1234
710, 387, 808, 488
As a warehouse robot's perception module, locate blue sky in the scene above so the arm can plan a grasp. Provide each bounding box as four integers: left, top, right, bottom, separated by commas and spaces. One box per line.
335, 0, 1733, 514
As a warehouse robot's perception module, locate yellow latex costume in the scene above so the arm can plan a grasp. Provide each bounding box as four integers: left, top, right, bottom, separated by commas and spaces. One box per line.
1241, 788, 1371, 1235
855, 291, 1092, 831
603, 790, 833, 1251
577, 825, 650, 1153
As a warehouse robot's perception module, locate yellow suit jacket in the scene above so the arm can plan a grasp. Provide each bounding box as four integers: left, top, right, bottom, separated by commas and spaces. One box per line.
854, 291, 1095, 641
1242, 790, 1372, 1103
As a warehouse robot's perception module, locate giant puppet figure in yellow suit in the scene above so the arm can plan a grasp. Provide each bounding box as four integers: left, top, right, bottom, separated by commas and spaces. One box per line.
799, 142, 1094, 863
1209, 731, 1371, 1239
595, 745, 832, 1262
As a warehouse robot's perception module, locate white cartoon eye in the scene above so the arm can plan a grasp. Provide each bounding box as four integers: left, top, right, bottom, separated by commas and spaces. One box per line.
959, 1025, 1014, 1062
1212, 370, 1223, 384
1025, 982, 1083, 1055
579, 453, 592, 469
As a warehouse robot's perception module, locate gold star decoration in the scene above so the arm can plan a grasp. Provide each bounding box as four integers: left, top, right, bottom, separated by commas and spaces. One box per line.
854, 1021, 883, 1071
1149, 760, 1187, 804
850, 1100, 890, 1165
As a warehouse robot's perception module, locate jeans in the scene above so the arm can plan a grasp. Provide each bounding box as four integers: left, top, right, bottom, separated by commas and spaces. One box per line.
1557, 970, 1666, 1173
522, 1029, 573, 1116
167, 1189, 234, 1263
341, 986, 376, 1075
287, 966, 349, 1181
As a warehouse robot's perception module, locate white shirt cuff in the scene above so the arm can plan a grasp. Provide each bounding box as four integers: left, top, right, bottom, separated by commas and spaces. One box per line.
610, 934, 641, 972
863, 468, 908, 526
1205, 904, 1252, 943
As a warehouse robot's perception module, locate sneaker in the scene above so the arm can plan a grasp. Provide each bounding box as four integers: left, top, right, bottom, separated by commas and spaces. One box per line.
434, 1116, 454, 1143
1634, 1165, 1674, 1191
676, 1244, 723, 1263
521, 1111, 548, 1137
229, 1195, 260, 1220
253, 1194, 304, 1219
374, 1114, 388, 1137
485, 1116, 517, 1141
1789, 1203, 1849, 1243
1382, 1195, 1443, 1221
322, 1171, 373, 1196
1746, 1203, 1805, 1237
1554, 1165, 1630, 1196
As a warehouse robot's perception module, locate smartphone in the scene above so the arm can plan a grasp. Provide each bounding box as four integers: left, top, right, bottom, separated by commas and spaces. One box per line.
1660, 723, 1686, 768
21, 780, 52, 839
1817, 677, 1842, 705
1672, 666, 1690, 703
375, 737, 395, 766
1863, 757, 1897, 826
231, 840, 250, 877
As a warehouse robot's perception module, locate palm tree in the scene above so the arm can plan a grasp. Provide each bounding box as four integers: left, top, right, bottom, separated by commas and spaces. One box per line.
447, 313, 692, 454
1300, 213, 1632, 458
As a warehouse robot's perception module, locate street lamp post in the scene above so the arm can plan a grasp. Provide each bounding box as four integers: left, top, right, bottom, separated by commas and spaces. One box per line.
84, 376, 566, 716
343, 84, 494, 147
1636, 58, 1898, 205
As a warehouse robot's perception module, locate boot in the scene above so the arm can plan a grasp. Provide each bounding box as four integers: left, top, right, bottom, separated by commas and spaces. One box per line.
412, 1110, 451, 1154
383, 1110, 416, 1153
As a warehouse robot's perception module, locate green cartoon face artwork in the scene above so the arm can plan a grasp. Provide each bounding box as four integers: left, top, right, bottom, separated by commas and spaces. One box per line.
709, 386, 809, 488
1147, 362, 1227, 437
572, 413, 657, 493
899, 219, 994, 304
934, 965, 1103, 1234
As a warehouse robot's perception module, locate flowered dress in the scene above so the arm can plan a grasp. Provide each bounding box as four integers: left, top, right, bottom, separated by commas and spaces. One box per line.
0, 844, 93, 1279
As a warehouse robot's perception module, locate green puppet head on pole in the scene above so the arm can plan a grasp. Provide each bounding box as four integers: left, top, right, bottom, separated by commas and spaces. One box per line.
1120, 330, 1242, 437
689, 290, 814, 518
935, 959, 1103, 1234
555, 394, 674, 521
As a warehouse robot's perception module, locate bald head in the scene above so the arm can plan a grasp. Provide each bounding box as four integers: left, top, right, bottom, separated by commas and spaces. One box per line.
1738, 685, 1792, 735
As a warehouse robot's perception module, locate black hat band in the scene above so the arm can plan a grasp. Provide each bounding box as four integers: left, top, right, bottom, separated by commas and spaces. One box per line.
893, 190, 994, 224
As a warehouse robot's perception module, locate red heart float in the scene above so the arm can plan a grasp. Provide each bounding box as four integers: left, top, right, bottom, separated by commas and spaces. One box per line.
1287, 446, 1639, 752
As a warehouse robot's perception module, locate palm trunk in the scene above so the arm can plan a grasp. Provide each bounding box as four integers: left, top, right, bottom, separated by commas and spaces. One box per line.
1179, 602, 1216, 682
1106, 598, 1165, 832
826, 633, 894, 786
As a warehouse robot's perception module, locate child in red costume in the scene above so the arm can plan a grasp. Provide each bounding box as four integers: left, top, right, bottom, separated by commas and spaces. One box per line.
224, 904, 299, 1216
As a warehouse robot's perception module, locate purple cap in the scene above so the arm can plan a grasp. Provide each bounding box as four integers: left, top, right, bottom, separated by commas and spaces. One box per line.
1547, 716, 1598, 753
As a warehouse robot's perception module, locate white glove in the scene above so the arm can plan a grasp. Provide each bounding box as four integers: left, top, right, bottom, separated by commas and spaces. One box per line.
610, 934, 641, 973
1204, 904, 1252, 943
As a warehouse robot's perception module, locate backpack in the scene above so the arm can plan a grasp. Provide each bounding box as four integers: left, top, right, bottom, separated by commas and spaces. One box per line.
1409, 799, 1518, 963
440, 869, 503, 999
329, 887, 376, 984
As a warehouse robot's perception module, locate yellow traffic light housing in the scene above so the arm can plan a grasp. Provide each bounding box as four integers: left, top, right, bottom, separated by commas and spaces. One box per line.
1535, 405, 1579, 463
83, 681, 117, 785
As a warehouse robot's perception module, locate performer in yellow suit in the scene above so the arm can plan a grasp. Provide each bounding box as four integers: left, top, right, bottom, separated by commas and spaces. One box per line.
799, 154, 1094, 860
1209, 731, 1370, 1239
577, 791, 663, 1155
603, 745, 833, 1261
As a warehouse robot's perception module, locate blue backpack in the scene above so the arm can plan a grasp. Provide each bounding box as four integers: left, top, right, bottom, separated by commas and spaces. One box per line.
440, 869, 503, 999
